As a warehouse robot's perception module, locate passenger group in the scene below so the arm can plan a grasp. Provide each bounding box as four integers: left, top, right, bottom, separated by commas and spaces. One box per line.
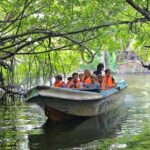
54, 63, 116, 90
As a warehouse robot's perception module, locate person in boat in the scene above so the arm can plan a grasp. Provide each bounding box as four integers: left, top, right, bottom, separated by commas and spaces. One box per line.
85, 74, 100, 89
69, 72, 80, 88
66, 77, 72, 88
103, 69, 116, 89
93, 63, 104, 75
97, 74, 106, 90
141, 61, 150, 70
83, 70, 91, 87
79, 73, 84, 88
54, 75, 66, 88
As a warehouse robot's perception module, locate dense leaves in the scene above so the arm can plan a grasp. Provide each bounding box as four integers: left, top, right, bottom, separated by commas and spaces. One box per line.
0, 0, 149, 87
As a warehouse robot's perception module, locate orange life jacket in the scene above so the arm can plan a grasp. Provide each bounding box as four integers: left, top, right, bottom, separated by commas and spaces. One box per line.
99, 77, 107, 90
83, 77, 91, 85
54, 81, 65, 88
70, 80, 80, 88
66, 81, 71, 88
103, 75, 116, 89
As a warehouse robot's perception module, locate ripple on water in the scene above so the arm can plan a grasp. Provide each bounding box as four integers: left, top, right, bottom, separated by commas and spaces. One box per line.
0, 75, 150, 150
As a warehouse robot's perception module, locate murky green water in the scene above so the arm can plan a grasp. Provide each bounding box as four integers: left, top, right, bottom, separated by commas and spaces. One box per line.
0, 75, 149, 150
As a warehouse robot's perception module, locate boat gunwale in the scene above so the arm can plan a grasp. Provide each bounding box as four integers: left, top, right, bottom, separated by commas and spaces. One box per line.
27, 86, 104, 101
27, 87, 127, 102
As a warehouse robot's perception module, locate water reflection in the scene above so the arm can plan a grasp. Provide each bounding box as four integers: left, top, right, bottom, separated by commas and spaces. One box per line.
117, 75, 150, 135
28, 102, 127, 150
0, 75, 149, 150
0, 103, 46, 150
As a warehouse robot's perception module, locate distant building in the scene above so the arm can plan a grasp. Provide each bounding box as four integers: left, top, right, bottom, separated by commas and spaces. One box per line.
116, 50, 149, 74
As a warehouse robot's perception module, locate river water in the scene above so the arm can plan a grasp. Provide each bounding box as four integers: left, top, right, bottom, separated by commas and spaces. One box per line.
0, 75, 149, 150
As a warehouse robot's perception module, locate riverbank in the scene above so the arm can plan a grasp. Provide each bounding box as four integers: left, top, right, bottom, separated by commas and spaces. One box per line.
98, 129, 150, 150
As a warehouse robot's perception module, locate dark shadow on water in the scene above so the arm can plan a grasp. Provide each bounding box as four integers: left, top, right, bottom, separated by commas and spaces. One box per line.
28, 103, 127, 150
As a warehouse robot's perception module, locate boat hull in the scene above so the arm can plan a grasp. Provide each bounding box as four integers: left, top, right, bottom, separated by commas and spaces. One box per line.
29, 102, 127, 149
27, 85, 127, 123
46, 89, 126, 123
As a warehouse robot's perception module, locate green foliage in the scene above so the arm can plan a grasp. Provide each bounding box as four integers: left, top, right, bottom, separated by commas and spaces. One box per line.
0, 0, 149, 86
98, 129, 150, 150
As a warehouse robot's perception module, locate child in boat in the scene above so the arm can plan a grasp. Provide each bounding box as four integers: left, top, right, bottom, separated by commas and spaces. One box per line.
54, 75, 66, 88
103, 69, 116, 89
79, 73, 84, 88
69, 72, 80, 88
97, 74, 107, 90
83, 70, 91, 87
85, 74, 100, 89
66, 77, 72, 88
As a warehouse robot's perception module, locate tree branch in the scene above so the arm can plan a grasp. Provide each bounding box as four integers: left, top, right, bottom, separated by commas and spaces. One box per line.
126, 0, 150, 20
0, 17, 148, 42
145, 45, 150, 48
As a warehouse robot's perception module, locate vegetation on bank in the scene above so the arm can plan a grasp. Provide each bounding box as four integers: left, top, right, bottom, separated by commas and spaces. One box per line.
98, 129, 150, 150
